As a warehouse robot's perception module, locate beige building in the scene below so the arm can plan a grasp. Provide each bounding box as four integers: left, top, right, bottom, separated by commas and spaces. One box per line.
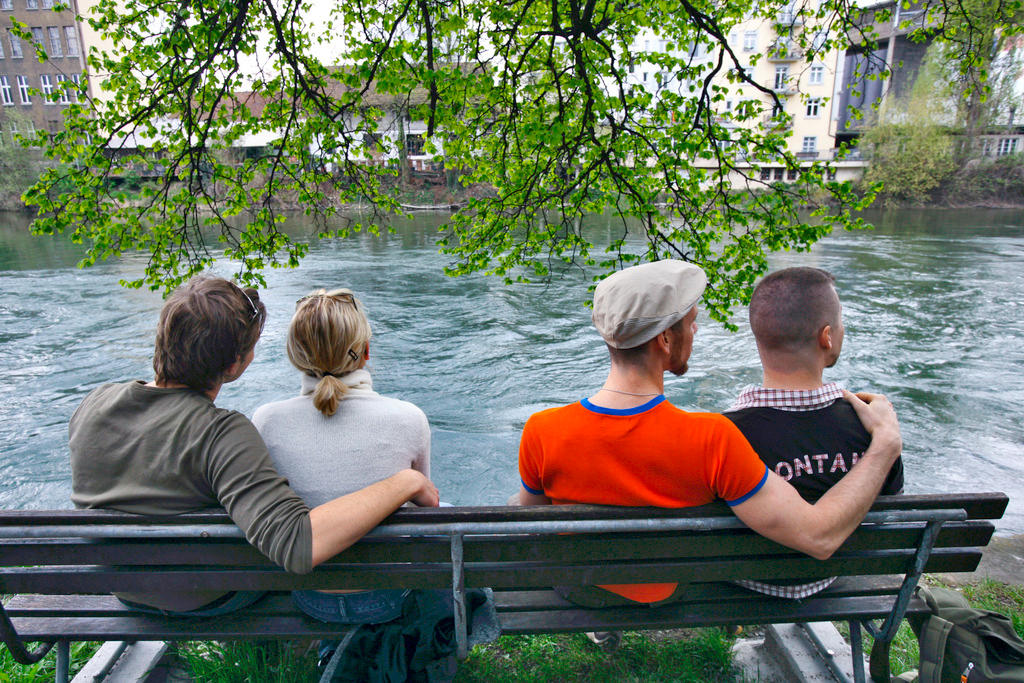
623, 4, 865, 186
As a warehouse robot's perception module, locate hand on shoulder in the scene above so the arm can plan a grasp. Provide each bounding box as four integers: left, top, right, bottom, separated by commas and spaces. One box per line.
843, 390, 902, 456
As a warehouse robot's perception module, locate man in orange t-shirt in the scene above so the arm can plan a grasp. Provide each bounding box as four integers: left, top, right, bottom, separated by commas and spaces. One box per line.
517, 260, 903, 608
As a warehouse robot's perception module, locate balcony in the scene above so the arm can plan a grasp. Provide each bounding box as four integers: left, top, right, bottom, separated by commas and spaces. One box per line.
775, 11, 804, 27
766, 43, 804, 62
771, 82, 798, 95
762, 114, 792, 131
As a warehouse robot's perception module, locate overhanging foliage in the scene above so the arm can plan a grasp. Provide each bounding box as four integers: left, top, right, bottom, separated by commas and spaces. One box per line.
21, 0, 1023, 321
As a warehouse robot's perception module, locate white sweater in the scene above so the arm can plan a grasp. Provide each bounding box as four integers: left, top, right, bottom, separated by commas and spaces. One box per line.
252, 369, 431, 507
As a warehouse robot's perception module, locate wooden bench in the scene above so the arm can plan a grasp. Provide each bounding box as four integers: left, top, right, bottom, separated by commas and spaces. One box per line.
0, 492, 1008, 683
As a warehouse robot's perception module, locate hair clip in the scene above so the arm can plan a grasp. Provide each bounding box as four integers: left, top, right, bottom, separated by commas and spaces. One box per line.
347, 349, 359, 362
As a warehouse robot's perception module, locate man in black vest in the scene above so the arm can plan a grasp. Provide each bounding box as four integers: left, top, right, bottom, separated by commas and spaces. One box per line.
724, 266, 904, 598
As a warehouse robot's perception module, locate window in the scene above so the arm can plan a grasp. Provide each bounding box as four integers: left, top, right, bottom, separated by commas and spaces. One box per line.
771, 101, 785, 117
998, 138, 1018, 156
0, 0, 11, 9
31, 27, 44, 48
811, 31, 827, 53
46, 27, 61, 56
25, 0, 37, 8
729, 31, 737, 47
70, 72, 79, 101
760, 167, 771, 180
801, 136, 817, 154
806, 97, 821, 117
8, 31, 22, 58
774, 65, 789, 90
809, 64, 824, 85
787, 168, 798, 180
773, 167, 785, 180
40, 73, 52, 101
8, 120, 17, 143
40, 0, 52, 7
55, 72, 67, 103
0, 75, 12, 105
64, 26, 79, 57
743, 31, 757, 52
0, 35, 4, 58
16, 74, 29, 103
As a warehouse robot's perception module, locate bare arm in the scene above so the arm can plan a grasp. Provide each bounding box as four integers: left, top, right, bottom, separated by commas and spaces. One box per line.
732, 391, 902, 560
518, 488, 552, 505
309, 469, 439, 566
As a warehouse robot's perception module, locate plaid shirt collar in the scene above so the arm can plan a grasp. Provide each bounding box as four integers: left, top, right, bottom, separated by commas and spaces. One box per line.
729, 382, 845, 412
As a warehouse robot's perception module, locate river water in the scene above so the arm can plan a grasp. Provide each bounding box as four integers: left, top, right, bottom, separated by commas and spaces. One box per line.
1, 208, 1022, 534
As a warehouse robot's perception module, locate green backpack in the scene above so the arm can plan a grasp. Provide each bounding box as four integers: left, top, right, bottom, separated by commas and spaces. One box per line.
897, 585, 1024, 683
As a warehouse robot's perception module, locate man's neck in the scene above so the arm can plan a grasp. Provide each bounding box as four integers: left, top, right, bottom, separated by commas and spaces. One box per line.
589, 364, 666, 409
760, 367, 825, 391
148, 379, 221, 402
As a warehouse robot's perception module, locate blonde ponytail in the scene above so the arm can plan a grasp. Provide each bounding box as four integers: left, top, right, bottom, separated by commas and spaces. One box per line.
312, 375, 348, 417
287, 288, 372, 417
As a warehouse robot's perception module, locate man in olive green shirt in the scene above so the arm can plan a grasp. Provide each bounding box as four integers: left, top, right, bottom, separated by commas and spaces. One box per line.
69, 276, 438, 612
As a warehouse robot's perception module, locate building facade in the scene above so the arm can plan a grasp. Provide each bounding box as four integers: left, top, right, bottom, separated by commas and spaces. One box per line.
0, 0, 90, 145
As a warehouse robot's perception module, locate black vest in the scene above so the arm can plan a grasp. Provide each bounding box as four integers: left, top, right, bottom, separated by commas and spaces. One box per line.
724, 401, 904, 501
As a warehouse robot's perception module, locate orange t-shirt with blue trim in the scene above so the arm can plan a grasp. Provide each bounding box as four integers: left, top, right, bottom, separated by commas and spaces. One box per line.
518, 395, 769, 603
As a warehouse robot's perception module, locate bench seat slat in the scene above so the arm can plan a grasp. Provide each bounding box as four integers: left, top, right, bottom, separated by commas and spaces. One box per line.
491, 575, 913, 611
497, 595, 932, 634
6, 615, 349, 641
0, 575, 929, 619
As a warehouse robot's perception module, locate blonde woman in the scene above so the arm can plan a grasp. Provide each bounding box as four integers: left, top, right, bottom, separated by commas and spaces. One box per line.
253, 288, 430, 630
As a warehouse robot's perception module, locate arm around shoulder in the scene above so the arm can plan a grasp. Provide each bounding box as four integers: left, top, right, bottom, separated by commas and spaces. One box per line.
732, 391, 902, 560
309, 469, 439, 567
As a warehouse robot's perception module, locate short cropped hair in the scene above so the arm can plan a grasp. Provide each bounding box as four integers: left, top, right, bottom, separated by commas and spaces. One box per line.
607, 315, 690, 366
153, 276, 266, 392
287, 288, 372, 417
749, 267, 839, 353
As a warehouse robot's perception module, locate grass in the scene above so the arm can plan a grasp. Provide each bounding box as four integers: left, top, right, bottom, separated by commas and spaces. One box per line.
453, 629, 738, 682
2, 579, 1021, 681
176, 641, 320, 682
0, 641, 100, 683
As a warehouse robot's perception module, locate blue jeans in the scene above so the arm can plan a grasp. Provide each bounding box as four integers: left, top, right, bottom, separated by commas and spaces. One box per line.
292, 589, 410, 625
293, 589, 411, 667
117, 590, 267, 617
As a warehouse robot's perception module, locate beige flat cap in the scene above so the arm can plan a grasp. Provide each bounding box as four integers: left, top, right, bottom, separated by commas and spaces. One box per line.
592, 260, 708, 349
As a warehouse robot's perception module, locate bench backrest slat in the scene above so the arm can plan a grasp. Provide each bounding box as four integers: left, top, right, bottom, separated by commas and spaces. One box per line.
0, 547, 982, 595
0, 520, 994, 570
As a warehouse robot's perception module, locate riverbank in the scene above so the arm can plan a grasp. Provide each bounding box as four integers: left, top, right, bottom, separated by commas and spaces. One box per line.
938, 533, 1024, 587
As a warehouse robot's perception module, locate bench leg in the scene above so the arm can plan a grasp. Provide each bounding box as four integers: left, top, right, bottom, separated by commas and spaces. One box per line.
869, 635, 893, 683
849, 621, 866, 683
450, 533, 468, 660
55, 639, 70, 683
